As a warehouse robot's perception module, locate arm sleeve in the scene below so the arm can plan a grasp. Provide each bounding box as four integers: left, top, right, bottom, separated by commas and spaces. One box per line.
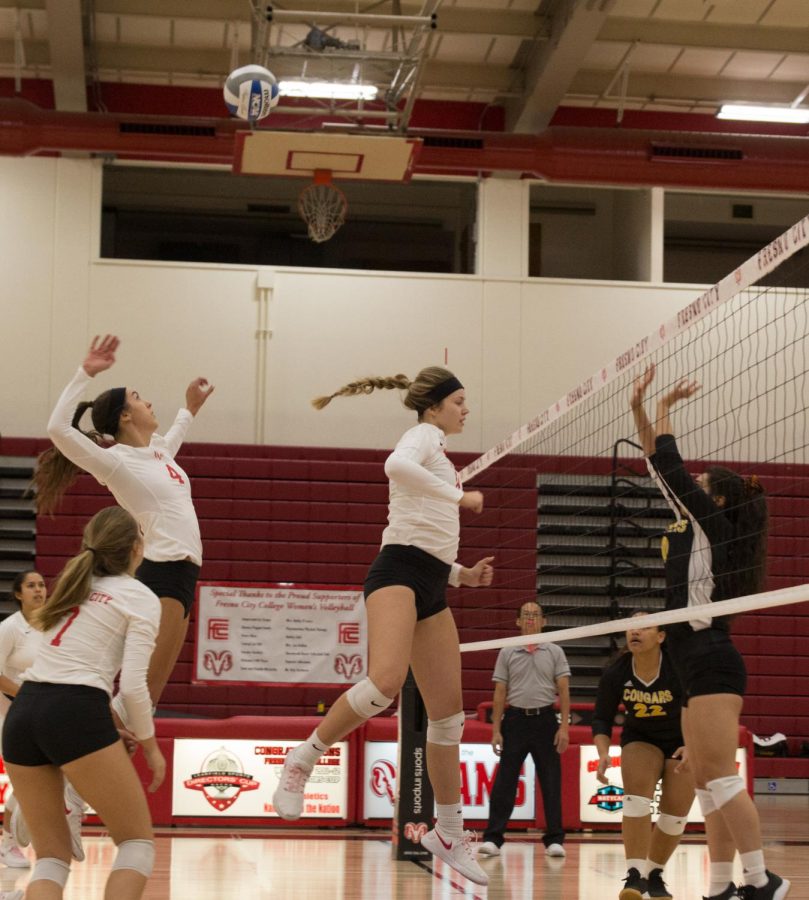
648, 434, 729, 542
553, 646, 572, 680
591, 662, 622, 739
117, 607, 159, 741
492, 649, 509, 684
160, 409, 194, 458
448, 563, 462, 587
0, 619, 16, 677
384, 428, 464, 503
46, 367, 120, 484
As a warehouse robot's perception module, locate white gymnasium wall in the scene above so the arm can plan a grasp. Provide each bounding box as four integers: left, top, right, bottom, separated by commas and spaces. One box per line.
1, 155, 706, 452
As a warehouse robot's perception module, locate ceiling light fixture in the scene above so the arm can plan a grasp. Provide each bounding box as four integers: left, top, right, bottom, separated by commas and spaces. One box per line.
279, 80, 378, 101
717, 104, 809, 124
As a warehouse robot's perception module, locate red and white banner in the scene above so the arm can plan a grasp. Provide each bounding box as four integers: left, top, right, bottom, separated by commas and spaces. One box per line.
172, 738, 350, 818
578, 744, 749, 824
194, 583, 367, 686
460, 214, 809, 483
364, 741, 536, 820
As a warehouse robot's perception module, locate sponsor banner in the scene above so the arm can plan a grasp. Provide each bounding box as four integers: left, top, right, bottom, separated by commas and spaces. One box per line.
579, 744, 748, 824
194, 582, 367, 686
172, 738, 349, 818
364, 741, 536, 820
459, 214, 809, 482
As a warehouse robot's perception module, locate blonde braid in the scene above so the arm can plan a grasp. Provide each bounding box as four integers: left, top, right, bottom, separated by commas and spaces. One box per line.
312, 374, 412, 410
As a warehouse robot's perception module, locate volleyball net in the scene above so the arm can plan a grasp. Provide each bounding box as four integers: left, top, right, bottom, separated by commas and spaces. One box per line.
458, 214, 809, 654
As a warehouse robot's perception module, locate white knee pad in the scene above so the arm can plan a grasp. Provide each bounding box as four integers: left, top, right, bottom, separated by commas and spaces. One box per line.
30, 857, 70, 887
706, 775, 745, 810
345, 678, 395, 719
695, 787, 717, 817
621, 794, 653, 817
111, 839, 155, 878
656, 812, 687, 836
426, 712, 465, 746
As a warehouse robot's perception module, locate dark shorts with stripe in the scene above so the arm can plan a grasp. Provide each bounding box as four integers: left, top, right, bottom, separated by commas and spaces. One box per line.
3, 682, 120, 767
363, 544, 451, 621
621, 727, 685, 760
137, 557, 201, 618
666, 627, 747, 704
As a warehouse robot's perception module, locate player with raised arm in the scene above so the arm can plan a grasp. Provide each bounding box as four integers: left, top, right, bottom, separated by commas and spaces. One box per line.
631, 364, 788, 900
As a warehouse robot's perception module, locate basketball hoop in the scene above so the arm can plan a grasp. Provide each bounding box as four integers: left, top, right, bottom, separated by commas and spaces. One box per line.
297, 169, 348, 243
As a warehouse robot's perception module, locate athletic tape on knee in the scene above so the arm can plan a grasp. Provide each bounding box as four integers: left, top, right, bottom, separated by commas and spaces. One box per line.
695, 787, 717, 817
706, 775, 745, 810
111, 839, 155, 878
656, 812, 687, 836
345, 678, 394, 719
426, 711, 465, 746
621, 794, 653, 817
30, 857, 70, 887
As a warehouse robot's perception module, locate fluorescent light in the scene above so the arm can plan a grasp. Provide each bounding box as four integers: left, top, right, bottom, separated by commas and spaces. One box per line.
279, 80, 378, 101
717, 104, 809, 124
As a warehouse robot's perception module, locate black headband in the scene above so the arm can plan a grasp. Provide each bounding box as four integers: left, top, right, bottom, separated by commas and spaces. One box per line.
426, 376, 464, 406
100, 387, 128, 436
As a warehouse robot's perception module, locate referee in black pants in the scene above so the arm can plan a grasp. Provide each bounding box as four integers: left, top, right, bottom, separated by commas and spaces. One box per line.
478, 601, 571, 858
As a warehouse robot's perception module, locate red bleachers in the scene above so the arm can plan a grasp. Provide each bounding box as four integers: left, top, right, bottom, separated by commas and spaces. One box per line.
4, 435, 808, 752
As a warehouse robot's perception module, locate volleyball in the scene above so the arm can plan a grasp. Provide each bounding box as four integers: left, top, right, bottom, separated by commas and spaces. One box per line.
223, 64, 280, 122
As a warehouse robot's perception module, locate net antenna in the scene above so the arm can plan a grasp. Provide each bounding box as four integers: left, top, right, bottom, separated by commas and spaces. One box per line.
297, 169, 348, 243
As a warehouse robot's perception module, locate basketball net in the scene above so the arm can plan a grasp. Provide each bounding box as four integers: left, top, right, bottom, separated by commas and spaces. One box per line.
298, 169, 349, 243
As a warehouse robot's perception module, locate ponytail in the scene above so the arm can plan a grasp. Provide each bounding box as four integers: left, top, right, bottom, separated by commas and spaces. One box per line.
36, 506, 139, 632
33, 392, 124, 515
312, 375, 412, 410
313, 366, 460, 420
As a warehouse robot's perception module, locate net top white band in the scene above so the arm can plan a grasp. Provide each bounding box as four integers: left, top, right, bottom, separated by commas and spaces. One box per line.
459, 214, 809, 485
459, 583, 809, 653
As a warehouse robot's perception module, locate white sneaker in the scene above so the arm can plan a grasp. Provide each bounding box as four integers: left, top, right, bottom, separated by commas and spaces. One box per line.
272, 752, 312, 821
545, 842, 566, 858
0, 842, 29, 868
7, 799, 29, 851
64, 781, 86, 862
421, 828, 488, 886
477, 841, 501, 857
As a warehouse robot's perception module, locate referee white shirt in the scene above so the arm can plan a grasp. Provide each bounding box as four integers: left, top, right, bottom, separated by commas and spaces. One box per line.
24, 575, 161, 741
494, 644, 571, 709
48, 367, 203, 566
382, 422, 464, 584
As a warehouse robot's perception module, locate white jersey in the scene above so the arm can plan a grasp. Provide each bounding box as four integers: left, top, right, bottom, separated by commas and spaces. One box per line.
48, 366, 203, 566
0, 611, 43, 689
381, 423, 464, 581
24, 575, 160, 741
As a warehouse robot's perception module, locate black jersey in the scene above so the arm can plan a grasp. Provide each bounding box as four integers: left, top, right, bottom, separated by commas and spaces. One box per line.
592, 650, 684, 746
647, 434, 733, 634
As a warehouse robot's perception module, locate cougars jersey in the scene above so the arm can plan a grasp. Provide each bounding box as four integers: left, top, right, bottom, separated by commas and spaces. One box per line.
646, 434, 732, 633
48, 366, 203, 565
592, 650, 684, 747
382, 423, 464, 579
24, 575, 160, 741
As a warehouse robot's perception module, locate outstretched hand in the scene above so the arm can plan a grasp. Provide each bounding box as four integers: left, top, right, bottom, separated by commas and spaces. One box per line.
82, 334, 119, 377
186, 377, 215, 416
661, 378, 700, 409
460, 556, 495, 587
630, 363, 655, 410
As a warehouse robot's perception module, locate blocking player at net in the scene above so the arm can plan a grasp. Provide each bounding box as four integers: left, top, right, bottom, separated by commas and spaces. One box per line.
592, 611, 694, 900
273, 367, 494, 886
2, 506, 165, 900
631, 364, 789, 900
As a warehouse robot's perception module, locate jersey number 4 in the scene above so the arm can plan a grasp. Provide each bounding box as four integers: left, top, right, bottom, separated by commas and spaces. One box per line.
166, 464, 185, 485
51, 607, 80, 646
